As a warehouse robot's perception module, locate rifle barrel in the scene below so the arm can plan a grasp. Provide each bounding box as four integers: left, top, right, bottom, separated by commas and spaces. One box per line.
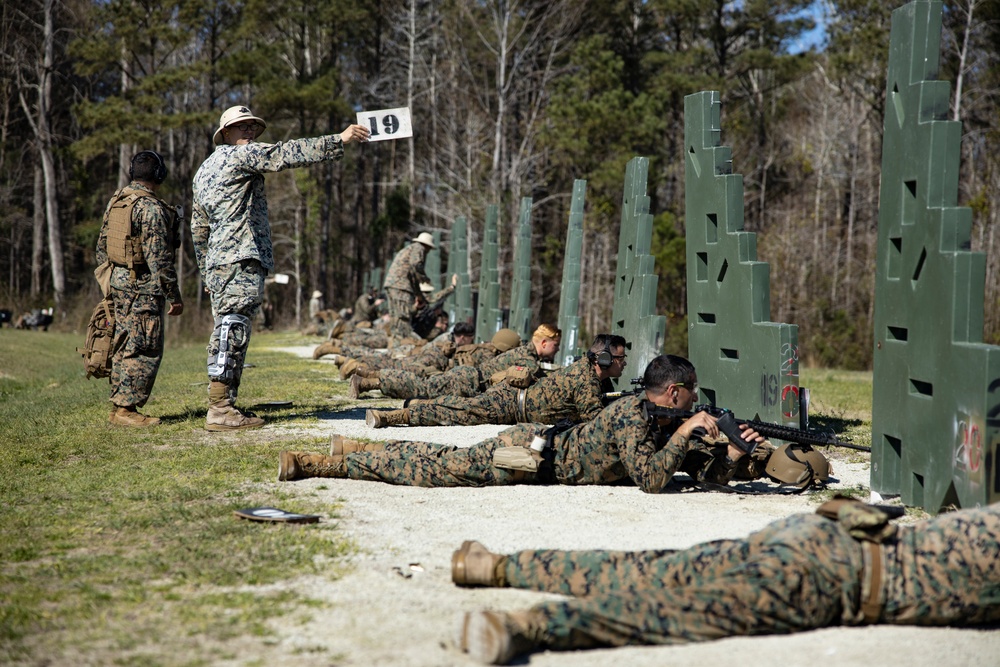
744, 420, 870, 452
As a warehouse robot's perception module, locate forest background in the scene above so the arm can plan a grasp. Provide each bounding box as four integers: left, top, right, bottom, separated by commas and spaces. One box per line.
2, 0, 998, 370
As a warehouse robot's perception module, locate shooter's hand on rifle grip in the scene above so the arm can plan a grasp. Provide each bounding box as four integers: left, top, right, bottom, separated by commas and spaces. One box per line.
676, 410, 718, 441
718, 414, 764, 456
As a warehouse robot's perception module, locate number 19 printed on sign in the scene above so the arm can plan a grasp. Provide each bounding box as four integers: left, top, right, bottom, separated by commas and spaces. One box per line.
355, 107, 413, 142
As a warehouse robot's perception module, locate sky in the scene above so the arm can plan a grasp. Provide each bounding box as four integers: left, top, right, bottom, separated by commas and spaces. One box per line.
788, 0, 831, 54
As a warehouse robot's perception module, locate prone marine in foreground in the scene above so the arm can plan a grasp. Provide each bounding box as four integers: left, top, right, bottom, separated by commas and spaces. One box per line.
451, 497, 1000, 664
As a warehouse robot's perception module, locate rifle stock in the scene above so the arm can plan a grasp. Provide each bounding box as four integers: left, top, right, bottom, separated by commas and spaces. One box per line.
641, 402, 870, 453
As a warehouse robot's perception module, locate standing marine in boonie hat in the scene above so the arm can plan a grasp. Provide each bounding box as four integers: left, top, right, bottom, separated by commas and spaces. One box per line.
191, 105, 370, 431
382, 231, 442, 343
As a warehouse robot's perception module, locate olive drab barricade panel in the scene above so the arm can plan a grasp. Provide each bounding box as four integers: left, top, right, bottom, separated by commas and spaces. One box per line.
509, 197, 534, 342
363, 267, 383, 294
446, 217, 474, 325
556, 180, 586, 367
683, 91, 800, 429
475, 205, 502, 344
872, 0, 1000, 512
609, 158, 667, 391
425, 230, 443, 291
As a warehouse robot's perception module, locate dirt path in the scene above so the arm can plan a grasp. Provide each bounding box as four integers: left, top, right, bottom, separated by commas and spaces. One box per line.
260, 347, 1000, 667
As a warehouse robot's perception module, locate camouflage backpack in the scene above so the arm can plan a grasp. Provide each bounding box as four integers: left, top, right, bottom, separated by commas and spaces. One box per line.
77, 297, 116, 379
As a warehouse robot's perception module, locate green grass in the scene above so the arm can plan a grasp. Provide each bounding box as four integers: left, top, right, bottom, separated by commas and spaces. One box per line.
800, 367, 874, 455
0, 329, 353, 664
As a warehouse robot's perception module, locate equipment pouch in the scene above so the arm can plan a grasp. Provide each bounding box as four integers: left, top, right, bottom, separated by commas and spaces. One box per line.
492, 447, 540, 473
77, 297, 116, 380
505, 365, 533, 388
816, 494, 902, 543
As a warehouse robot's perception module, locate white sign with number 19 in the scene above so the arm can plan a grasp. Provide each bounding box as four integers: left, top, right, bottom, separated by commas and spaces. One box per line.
356, 107, 413, 142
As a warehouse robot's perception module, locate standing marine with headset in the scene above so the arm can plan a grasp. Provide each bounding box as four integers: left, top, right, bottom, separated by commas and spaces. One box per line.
96, 150, 183, 427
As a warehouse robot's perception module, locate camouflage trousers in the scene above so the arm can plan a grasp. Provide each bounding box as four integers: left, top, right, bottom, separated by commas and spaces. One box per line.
504, 506, 1000, 649
341, 330, 389, 349
344, 425, 539, 486
358, 353, 435, 374
109, 289, 165, 409
385, 287, 415, 340
408, 384, 521, 426
380, 366, 483, 399
206, 259, 265, 398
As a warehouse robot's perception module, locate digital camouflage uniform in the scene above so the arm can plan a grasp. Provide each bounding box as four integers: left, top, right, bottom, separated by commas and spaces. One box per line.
356, 340, 457, 375
340, 328, 391, 351
496, 503, 1000, 650
96, 182, 181, 409
353, 293, 380, 324
344, 392, 742, 488
382, 242, 430, 340
379, 342, 542, 399
411, 284, 455, 339
191, 135, 346, 400
405, 356, 606, 427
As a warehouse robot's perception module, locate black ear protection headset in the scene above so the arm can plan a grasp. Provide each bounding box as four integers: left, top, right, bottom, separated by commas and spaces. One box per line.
129, 150, 168, 185
588, 335, 614, 368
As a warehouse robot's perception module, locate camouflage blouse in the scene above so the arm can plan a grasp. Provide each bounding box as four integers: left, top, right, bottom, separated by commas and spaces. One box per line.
191, 135, 345, 275
553, 393, 737, 492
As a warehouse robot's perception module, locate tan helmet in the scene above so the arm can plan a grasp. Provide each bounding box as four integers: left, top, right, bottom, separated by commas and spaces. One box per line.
765, 444, 830, 489
214, 105, 267, 145
491, 328, 521, 352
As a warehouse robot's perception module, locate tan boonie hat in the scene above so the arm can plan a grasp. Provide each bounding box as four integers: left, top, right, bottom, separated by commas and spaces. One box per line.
311, 290, 323, 299
419, 282, 435, 294
413, 232, 436, 248
214, 105, 267, 145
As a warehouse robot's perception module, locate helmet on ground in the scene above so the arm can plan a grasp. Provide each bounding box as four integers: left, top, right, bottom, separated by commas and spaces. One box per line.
491, 328, 521, 352
765, 444, 830, 489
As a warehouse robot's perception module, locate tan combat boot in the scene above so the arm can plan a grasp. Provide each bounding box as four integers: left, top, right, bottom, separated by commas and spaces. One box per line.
206, 400, 265, 431
109, 406, 161, 427
277, 451, 346, 481
349, 374, 381, 399
454, 610, 546, 665
313, 340, 340, 359
329, 433, 386, 456
365, 408, 411, 428
355, 365, 381, 379
328, 319, 347, 339
339, 358, 362, 380
451, 541, 506, 587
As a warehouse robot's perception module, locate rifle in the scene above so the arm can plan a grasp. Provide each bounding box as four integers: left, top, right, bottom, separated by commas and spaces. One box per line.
601, 377, 645, 401
640, 401, 870, 454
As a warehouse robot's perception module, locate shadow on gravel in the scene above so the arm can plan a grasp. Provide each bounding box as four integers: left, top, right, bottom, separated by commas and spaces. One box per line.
314, 406, 369, 421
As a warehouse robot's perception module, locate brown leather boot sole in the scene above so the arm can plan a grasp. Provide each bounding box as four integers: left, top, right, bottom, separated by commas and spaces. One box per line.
454, 611, 516, 665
